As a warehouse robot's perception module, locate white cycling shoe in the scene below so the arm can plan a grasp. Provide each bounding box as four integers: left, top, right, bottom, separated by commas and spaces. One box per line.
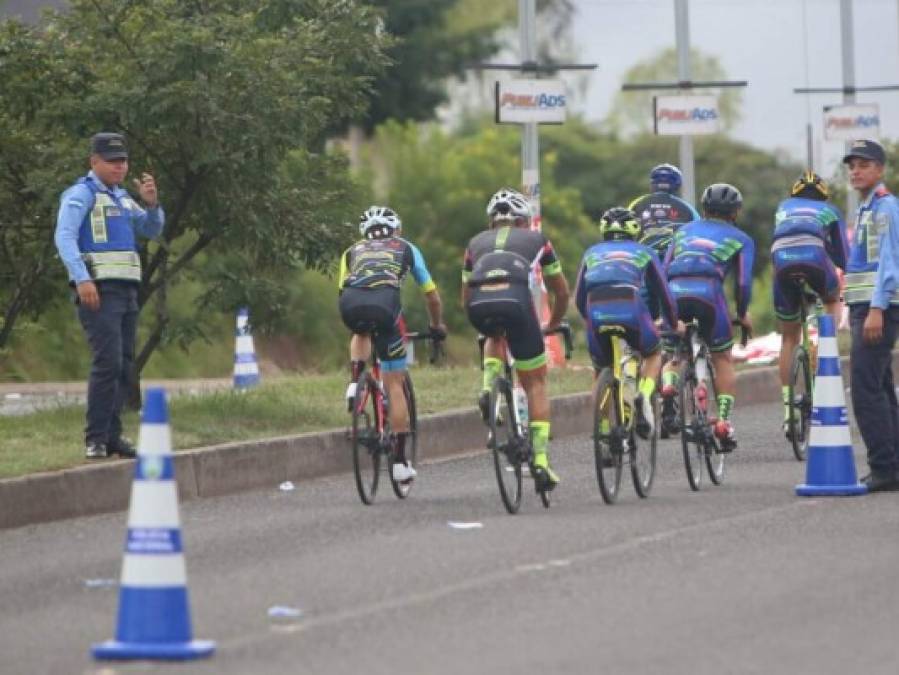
392, 462, 417, 482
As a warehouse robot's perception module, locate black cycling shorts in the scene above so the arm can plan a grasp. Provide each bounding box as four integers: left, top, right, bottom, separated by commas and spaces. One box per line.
338, 287, 406, 367
465, 282, 546, 370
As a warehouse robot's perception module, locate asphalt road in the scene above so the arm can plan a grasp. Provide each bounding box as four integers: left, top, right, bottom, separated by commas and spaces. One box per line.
1, 400, 896, 675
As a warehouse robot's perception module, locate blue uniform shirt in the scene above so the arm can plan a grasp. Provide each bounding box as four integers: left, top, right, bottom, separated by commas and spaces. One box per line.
55, 171, 164, 284
665, 218, 756, 318
773, 197, 848, 269
846, 183, 899, 309
575, 240, 678, 327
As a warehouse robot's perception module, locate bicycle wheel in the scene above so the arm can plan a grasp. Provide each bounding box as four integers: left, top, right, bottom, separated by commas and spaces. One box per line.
490, 377, 523, 514
351, 372, 381, 505
593, 368, 623, 504
630, 391, 658, 498
702, 361, 726, 486
679, 361, 703, 491
390, 373, 418, 499
788, 345, 812, 462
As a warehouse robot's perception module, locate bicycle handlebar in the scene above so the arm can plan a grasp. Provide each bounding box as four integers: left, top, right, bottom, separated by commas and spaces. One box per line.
405, 329, 446, 365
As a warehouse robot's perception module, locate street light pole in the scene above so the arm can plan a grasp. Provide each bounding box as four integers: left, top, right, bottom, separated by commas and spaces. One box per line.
840, 0, 858, 217
675, 0, 696, 205
520, 0, 540, 221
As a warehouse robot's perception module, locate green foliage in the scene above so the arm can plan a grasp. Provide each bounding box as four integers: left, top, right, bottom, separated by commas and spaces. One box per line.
606, 47, 743, 136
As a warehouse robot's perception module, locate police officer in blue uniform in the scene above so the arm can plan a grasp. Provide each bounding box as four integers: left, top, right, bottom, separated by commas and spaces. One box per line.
54, 132, 165, 459
843, 140, 899, 491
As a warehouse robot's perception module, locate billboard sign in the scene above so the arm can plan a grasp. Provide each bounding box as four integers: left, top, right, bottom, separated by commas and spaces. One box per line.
495, 79, 567, 124
823, 104, 880, 141
654, 95, 721, 136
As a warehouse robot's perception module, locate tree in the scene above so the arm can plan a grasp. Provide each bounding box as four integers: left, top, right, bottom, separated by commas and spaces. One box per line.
605, 47, 743, 137
0, 0, 388, 377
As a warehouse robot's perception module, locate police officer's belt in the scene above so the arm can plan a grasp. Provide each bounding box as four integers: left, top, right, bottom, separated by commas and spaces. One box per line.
844, 271, 899, 305
82, 251, 142, 282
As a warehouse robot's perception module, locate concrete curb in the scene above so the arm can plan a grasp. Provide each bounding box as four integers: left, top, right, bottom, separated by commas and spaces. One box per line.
0, 356, 880, 531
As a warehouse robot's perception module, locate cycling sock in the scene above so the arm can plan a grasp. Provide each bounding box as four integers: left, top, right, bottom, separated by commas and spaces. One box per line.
529, 420, 550, 460
717, 394, 735, 421
661, 369, 679, 390
350, 360, 365, 382
782, 385, 791, 420
482, 357, 503, 393
638, 376, 656, 398
393, 432, 407, 464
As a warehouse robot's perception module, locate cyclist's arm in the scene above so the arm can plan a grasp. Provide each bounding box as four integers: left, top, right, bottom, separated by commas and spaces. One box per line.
406, 241, 437, 294
827, 205, 849, 270
627, 195, 645, 212
336, 247, 351, 290
871, 199, 899, 310
573, 257, 588, 317
733, 233, 756, 319
540, 237, 569, 327
648, 254, 678, 327
461, 248, 473, 306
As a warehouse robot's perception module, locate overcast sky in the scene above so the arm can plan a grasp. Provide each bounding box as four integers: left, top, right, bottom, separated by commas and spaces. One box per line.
568, 0, 899, 173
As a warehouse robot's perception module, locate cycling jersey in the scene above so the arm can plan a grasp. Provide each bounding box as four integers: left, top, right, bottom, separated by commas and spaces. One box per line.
773, 197, 847, 267
575, 240, 678, 368
462, 226, 562, 371
338, 237, 436, 292
628, 192, 700, 258
665, 218, 755, 351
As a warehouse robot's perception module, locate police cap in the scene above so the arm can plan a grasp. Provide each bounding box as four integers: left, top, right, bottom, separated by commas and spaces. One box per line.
842, 139, 885, 165
90, 132, 129, 160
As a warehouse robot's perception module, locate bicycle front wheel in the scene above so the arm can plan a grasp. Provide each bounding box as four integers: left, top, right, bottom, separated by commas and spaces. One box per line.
788, 345, 812, 462
630, 392, 658, 498
679, 361, 703, 491
593, 368, 623, 504
390, 372, 418, 499
703, 363, 726, 486
490, 377, 523, 514
352, 372, 381, 505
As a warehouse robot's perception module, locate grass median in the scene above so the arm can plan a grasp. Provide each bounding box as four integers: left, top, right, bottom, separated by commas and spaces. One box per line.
0, 363, 596, 480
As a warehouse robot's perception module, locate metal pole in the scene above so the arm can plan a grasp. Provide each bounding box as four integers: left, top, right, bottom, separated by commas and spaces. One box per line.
841, 0, 858, 216
674, 0, 696, 205
520, 0, 540, 226
807, 122, 814, 170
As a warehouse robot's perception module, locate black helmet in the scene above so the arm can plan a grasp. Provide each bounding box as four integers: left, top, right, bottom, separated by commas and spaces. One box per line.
700, 183, 743, 217
790, 170, 829, 200
598, 207, 642, 241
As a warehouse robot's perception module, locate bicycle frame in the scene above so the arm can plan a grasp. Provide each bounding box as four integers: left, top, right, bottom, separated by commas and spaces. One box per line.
597, 326, 640, 433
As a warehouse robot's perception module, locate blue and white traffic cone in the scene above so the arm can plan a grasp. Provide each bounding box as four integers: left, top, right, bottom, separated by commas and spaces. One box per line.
92, 388, 216, 660
233, 306, 260, 389
795, 315, 868, 496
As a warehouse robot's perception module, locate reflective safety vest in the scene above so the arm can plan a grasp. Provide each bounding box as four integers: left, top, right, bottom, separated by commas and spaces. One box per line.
845, 184, 899, 306
77, 177, 142, 282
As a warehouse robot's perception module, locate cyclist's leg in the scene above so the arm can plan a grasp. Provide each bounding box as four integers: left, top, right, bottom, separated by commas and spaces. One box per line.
339, 289, 377, 407
466, 289, 510, 419
585, 289, 618, 436
706, 286, 737, 445
772, 248, 806, 419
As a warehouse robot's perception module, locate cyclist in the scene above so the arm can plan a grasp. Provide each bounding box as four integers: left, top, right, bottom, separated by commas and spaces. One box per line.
628, 163, 700, 258
772, 171, 848, 437
574, 207, 680, 438
462, 188, 570, 489
660, 183, 755, 451
338, 206, 446, 483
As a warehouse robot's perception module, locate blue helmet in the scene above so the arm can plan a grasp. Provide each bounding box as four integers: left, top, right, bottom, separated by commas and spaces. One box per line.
650, 163, 683, 193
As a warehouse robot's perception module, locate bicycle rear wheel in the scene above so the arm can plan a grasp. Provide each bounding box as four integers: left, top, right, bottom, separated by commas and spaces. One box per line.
352, 372, 381, 505
702, 363, 726, 485
788, 345, 812, 462
390, 373, 418, 499
490, 377, 523, 514
593, 368, 623, 504
630, 392, 658, 498
679, 361, 703, 491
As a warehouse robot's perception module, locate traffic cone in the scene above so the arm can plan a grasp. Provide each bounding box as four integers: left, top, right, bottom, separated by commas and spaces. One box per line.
233, 306, 260, 389
795, 315, 868, 496
92, 388, 216, 660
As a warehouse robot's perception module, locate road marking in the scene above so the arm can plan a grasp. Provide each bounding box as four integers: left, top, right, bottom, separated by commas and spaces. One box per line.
224, 499, 812, 649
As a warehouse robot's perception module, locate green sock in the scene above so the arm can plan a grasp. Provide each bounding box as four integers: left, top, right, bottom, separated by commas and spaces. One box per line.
782, 385, 791, 420
482, 357, 503, 393
662, 370, 679, 389
639, 376, 656, 398
717, 394, 735, 421
530, 420, 550, 461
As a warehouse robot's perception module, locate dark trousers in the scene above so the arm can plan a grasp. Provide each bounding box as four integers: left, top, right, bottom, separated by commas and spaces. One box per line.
849, 304, 899, 474
77, 281, 139, 446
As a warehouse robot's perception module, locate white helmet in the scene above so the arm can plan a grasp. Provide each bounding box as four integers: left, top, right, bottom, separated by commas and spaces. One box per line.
486, 188, 532, 223
359, 205, 401, 238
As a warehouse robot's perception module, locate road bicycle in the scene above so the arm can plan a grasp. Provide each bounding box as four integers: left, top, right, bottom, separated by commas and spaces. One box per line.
786, 280, 822, 462
478, 324, 573, 514
592, 326, 659, 504
350, 329, 445, 505
664, 319, 748, 491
